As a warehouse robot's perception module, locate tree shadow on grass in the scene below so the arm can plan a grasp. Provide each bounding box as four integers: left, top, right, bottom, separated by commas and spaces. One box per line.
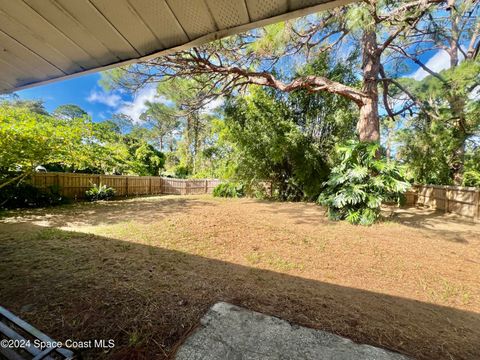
389, 207, 479, 244
0, 224, 478, 360
253, 200, 479, 244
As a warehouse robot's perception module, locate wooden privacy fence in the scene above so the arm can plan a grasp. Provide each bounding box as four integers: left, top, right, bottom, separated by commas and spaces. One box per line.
29, 172, 221, 200
406, 185, 480, 222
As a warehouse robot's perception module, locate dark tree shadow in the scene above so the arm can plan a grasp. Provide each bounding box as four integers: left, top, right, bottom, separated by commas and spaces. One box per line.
389, 206, 479, 244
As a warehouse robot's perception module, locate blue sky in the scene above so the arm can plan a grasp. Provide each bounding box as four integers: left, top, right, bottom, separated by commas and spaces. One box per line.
15, 71, 161, 124
17, 73, 111, 121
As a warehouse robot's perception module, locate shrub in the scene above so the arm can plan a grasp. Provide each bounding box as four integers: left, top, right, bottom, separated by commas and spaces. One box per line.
318, 140, 410, 225
0, 181, 68, 209
174, 165, 190, 179
463, 170, 480, 187
243, 181, 270, 199
212, 182, 245, 198
85, 183, 115, 201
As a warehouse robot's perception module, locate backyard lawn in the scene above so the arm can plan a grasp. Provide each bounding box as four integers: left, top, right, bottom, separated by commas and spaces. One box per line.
0, 195, 479, 359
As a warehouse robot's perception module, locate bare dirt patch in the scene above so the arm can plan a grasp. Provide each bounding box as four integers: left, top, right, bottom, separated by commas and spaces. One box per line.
1, 195, 479, 359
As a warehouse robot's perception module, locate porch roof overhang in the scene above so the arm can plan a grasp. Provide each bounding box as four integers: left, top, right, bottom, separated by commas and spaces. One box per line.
0, 0, 352, 94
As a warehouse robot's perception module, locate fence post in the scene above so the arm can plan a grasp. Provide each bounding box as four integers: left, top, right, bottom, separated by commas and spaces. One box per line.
474, 190, 480, 222
205, 180, 208, 194
149, 177, 152, 194
125, 177, 129, 196
409, 185, 418, 206
444, 186, 449, 214
58, 173, 63, 195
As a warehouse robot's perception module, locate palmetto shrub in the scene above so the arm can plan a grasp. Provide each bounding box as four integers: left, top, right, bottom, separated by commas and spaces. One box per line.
318, 140, 410, 225
85, 183, 115, 201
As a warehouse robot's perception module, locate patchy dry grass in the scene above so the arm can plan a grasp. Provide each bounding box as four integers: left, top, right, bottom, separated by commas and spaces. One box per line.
0, 195, 479, 359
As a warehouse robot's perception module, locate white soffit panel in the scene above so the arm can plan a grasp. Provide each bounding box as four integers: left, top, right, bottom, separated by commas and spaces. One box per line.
0, 0, 354, 93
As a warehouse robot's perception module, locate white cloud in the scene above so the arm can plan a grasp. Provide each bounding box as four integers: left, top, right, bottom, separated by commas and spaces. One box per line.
409, 50, 451, 81
408, 48, 467, 81
87, 89, 121, 107
117, 86, 166, 123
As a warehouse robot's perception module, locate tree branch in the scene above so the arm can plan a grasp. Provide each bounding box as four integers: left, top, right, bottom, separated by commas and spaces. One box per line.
467, 19, 480, 59
162, 50, 367, 105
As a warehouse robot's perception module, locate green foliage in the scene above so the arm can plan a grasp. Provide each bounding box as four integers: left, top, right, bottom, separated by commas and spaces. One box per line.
318, 140, 411, 225
126, 139, 165, 176
463, 148, 480, 187
85, 183, 116, 201
248, 22, 288, 56
217, 52, 358, 200
139, 101, 179, 151
189, 118, 239, 180
463, 170, 480, 187
224, 74, 357, 200
0, 181, 68, 209
224, 88, 321, 200
53, 104, 88, 120
345, 3, 374, 31
0, 97, 49, 115
154, 78, 219, 176
0, 103, 166, 182
395, 60, 480, 185
0, 105, 87, 186
396, 115, 454, 185
173, 165, 190, 179
212, 182, 245, 198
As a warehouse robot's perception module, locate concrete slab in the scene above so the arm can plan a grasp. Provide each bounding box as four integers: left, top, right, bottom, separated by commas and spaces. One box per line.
175, 302, 410, 360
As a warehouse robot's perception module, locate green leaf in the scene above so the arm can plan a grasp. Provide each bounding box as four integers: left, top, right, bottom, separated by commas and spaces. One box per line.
367, 194, 382, 208
348, 165, 368, 180
359, 208, 378, 226
345, 209, 361, 224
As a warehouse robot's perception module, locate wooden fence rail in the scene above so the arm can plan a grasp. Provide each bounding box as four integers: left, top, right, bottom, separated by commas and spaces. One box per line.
29, 172, 221, 200
406, 184, 480, 222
